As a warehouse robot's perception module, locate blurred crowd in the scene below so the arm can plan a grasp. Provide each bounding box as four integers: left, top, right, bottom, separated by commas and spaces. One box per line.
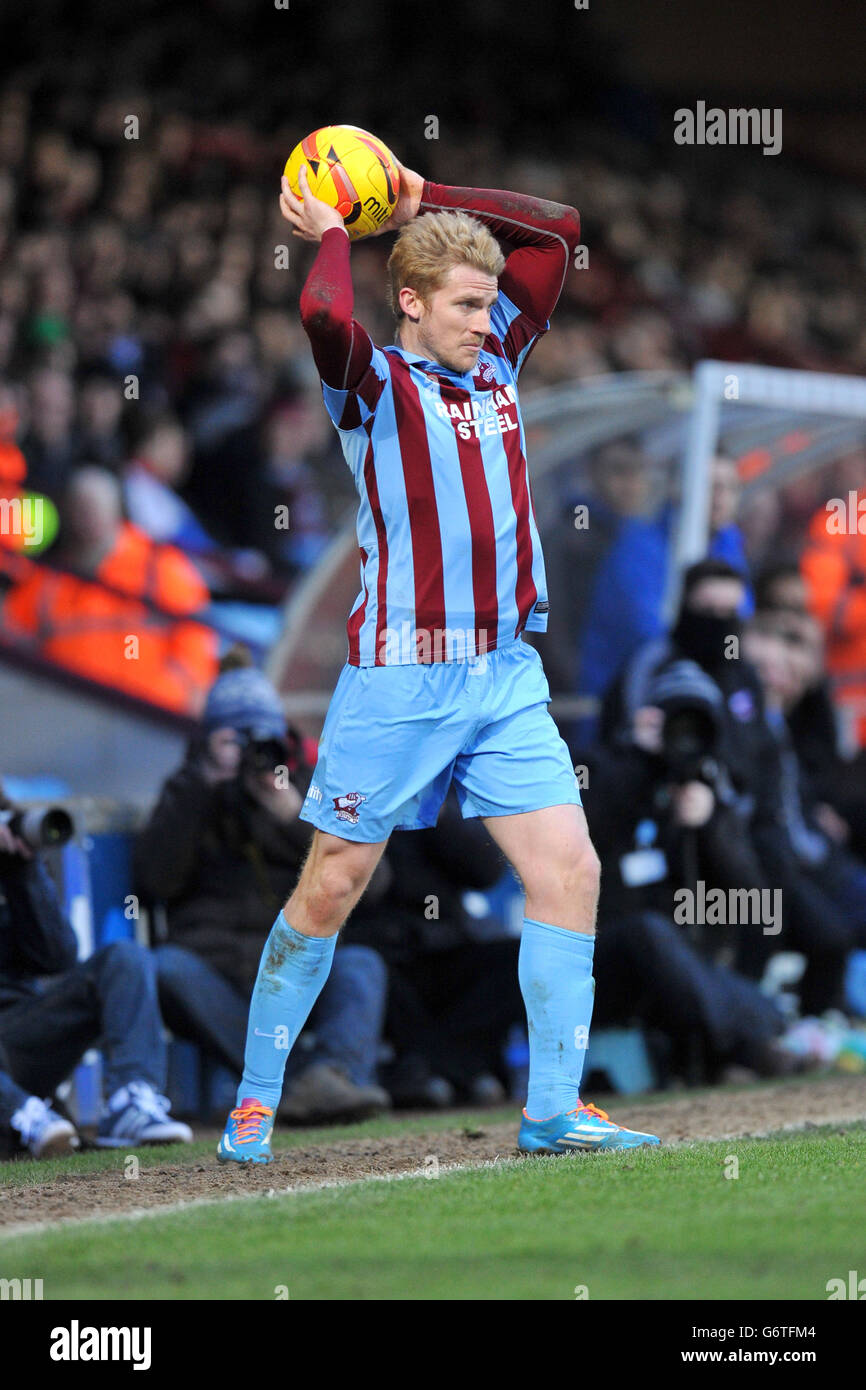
5, 512, 866, 1158
0, 650, 527, 1155
534, 436, 866, 1088
1, 15, 865, 713
2, 0, 866, 1156
540, 445, 866, 748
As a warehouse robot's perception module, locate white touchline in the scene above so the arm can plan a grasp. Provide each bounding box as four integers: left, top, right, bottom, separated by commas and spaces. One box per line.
2, 1110, 864, 1241
0, 1158, 515, 1240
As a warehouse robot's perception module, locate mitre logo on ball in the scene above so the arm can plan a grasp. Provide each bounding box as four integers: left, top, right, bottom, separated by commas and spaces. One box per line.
284, 125, 400, 241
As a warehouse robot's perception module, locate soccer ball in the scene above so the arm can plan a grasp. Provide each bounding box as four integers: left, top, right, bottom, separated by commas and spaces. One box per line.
283, 125, 400, 241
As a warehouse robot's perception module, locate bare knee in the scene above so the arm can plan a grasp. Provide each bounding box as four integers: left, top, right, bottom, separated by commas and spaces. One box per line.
553, 843, 600, 906
574, 841, 601, 899
287, 836, 384, 935
316, 854, 369, 911
524, 838, 601, 931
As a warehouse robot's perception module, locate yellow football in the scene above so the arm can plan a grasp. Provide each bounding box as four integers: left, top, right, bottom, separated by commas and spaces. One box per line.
284, 124, 400, 241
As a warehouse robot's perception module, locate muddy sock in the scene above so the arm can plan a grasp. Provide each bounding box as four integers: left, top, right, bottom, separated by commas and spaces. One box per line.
238, 912, 336, 1109
519, 917, 595, 1119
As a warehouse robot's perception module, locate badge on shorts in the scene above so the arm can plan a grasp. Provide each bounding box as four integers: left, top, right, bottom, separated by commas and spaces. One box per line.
333, 792, 367, 825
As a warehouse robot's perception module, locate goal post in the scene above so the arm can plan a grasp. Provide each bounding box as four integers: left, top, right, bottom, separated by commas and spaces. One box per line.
666, 359, 866, 616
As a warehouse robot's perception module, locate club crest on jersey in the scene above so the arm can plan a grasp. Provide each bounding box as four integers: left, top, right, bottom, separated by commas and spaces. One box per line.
475, 357, 497, 385
333, 791, 367, 825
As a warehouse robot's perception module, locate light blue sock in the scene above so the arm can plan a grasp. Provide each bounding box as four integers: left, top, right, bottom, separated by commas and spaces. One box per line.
238, 912, 336, 1109
518, 917, 595, 1119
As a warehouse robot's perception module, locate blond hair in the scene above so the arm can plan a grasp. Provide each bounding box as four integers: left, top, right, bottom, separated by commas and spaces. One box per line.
386, 210, 505, 323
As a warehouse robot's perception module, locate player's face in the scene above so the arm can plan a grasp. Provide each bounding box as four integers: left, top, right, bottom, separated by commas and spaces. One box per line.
417, 265, 499, 374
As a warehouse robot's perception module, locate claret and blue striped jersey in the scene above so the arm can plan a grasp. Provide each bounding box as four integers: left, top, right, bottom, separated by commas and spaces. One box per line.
300, 179, 581, 665
322, 292, 547, 665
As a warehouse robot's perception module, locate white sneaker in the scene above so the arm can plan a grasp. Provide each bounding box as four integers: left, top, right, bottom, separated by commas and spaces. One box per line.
11, 1096, 80, 1157
96, 1081, 193, 1147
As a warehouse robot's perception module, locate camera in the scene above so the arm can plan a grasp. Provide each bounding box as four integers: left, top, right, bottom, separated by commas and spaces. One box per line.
240, 735, 290, 776
0, 806, 75, 849
236, 726, 304, 779
660, 706, 721, 785
647, 660, 725, 786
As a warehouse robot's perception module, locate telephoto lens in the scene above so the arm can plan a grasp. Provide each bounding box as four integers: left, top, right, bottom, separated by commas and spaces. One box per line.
0, 806, 75, 849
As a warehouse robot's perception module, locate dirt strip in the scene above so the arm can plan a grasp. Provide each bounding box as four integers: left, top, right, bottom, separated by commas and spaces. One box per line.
2, 1076, 865, 1233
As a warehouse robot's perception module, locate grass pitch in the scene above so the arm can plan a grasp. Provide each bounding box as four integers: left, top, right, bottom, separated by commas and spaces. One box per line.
1, 1117, 864, 1300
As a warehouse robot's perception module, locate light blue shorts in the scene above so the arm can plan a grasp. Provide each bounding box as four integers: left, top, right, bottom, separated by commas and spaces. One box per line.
299, 638, 582, 843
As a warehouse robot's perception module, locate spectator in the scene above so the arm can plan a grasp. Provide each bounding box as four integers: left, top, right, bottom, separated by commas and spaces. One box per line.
123, 412, 220, 558
801, 459, 866, 749
752, 588, 850, 821
754, 561, 810, 616
183, 331, 271, 551
19, 368, 77, 501
123, 412, 272, 593
538, 437, 667, 727
2, 466, 218, 712
262, 399, 334, 575
580, 670, 797, 1083
0, 780, 192, 1157
743, 615, 866, 980
707, 455, 752, 611
0, 381, 30, 563
539, 445, 752, 743
602, 559, 863, 1017
771, 604, 866, 863
134, 661, 391, 1124
76, 369, 129, 471
0, 1039, 79, 1157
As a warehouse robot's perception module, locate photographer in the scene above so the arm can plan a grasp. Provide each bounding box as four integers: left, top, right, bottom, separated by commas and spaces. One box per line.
0, 782, 192, 1157
135, 661, 390, 1123
581, 663, 793, 1080
602, 558, 856, 1016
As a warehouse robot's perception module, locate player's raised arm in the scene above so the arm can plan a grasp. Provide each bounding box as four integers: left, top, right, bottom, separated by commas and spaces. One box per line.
282, 168, 375, 391
418, 180, 581, 328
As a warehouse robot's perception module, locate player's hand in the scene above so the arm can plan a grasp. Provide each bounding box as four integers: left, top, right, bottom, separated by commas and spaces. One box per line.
369, 160, 425, 236
280, 167, 347, 242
